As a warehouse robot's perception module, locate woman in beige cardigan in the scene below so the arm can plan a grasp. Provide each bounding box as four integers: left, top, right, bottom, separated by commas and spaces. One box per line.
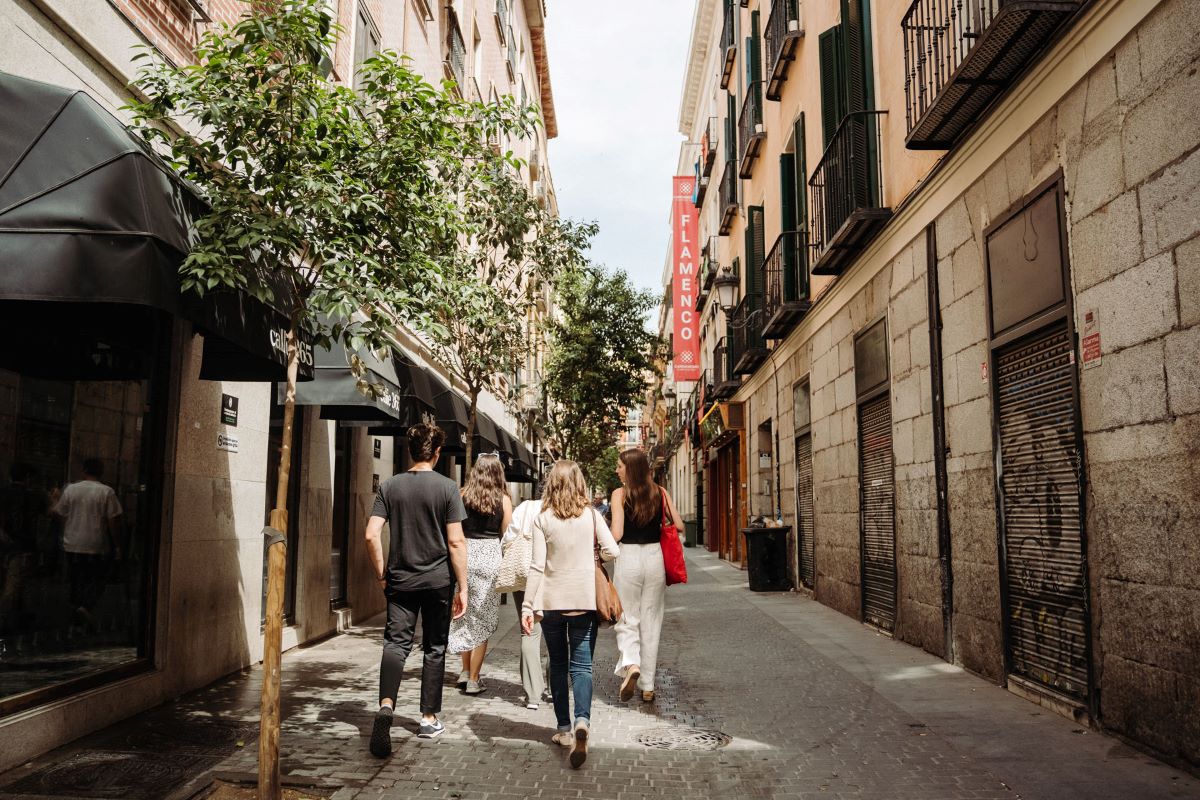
521, 460, 619, 769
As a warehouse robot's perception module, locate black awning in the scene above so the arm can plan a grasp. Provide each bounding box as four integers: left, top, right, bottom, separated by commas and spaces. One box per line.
0, 71, 308, 383
365, 355, 438, 436
431, 379, 471, 453
473, 413, 502, 457
289, 339, 404, 423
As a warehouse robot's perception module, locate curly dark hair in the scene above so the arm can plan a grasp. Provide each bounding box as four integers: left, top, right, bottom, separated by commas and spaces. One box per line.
407, 424, 446, 463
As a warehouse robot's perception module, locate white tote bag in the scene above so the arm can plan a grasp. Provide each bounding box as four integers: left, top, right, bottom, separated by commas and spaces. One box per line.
494, 502, 536, 594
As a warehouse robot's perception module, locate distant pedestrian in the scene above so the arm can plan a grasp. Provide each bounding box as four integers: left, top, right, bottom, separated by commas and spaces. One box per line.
592, 493, 610, 523
500, 481, 548, 709
609, 448, 685, 703
449, 452, 512, 695
52, 458, 122, 628
522, 460, 620, 769
365, 423, 468, 754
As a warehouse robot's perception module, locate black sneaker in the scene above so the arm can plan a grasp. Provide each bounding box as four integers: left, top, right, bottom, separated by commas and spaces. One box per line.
369, 706, 393, 758
417, 719, 445, 739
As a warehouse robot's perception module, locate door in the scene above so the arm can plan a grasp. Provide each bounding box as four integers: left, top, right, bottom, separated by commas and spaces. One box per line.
794, 432, 815, 588
859, 394, 896, 631
330, 425, 353, 607
995, 322, 1088, 698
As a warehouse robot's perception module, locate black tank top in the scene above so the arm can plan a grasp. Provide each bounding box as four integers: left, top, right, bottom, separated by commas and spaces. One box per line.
622, 489, 664, 545
462, 503, 504, 540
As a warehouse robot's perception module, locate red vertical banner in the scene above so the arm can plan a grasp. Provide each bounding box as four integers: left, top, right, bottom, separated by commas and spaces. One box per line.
672, 176, 701, 381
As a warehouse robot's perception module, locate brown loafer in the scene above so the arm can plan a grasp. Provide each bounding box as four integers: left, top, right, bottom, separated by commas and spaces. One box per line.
620, 667, 640, 701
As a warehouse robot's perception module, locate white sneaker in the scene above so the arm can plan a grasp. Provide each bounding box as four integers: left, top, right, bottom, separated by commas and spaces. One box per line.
570, 718, 589, 768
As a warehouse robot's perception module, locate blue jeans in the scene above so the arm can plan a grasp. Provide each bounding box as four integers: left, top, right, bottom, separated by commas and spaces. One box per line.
541, 611, 598, 731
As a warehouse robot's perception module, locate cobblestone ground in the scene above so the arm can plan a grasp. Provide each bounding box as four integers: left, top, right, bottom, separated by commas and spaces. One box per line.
3, 548, 1199, 800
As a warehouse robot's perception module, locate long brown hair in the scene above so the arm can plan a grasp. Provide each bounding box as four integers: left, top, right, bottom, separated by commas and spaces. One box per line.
461, 454, 507, 515
619, 449, 659, 527
542, 460, 589, 519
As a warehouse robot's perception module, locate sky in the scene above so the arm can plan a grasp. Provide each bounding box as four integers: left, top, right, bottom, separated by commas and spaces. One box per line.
544, 0, 696, 296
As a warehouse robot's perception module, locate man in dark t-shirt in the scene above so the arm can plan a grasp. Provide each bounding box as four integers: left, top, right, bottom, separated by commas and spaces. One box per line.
365, 423, 468, 754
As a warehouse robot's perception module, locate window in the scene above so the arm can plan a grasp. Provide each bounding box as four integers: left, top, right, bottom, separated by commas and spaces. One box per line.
353, 4, 381, 90
329, 426, 353, 607
0, 307, 170, 716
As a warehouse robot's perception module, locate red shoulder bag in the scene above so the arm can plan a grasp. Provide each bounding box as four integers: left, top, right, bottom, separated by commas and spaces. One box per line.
659, 489, 688, 586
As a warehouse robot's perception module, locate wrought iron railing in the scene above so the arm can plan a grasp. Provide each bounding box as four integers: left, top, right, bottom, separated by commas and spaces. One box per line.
808, 111, 887, 256
731, 292, 766, 373
445, 12, 467, 90
702, 117, 719, 177
713, 337, 736, 393
902, 0, 998, 134
701, 238, 718, 290
763, 230, 810, 334
765, 0, 802, 99
720, 0, 737, 89
719, 159, 737, 234
738, 82, 765, 176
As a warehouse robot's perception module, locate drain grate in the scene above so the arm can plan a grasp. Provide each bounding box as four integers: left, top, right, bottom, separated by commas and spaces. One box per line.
634, 726, 732, 751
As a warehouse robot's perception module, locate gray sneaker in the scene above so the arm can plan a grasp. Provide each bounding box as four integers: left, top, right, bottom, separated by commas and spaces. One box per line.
455, 670, 469, 688
463, 679, 486, 695
417, 718, 445, 739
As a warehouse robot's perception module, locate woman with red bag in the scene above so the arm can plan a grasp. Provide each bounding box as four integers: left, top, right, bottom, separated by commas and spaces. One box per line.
609, 449, 686, 703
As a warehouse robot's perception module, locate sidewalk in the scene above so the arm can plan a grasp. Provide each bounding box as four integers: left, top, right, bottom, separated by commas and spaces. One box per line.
2, 548, 1198, 800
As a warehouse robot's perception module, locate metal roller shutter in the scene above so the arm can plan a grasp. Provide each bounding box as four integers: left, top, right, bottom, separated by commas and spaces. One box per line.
795, 433, 815, 588
859, 394, 896, 630
996, 322, 1088, 698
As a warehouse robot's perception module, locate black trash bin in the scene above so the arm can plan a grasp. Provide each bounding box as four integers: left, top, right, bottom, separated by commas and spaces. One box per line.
742, 526, 793, 592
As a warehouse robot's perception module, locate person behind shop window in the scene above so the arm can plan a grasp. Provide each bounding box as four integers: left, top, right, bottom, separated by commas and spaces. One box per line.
364, 423, 468, 755
448, 452, 512, 695
522, 460, 620, 769
501, 479, 549, 709
0, 463, 51, 644
52, 458, 122, 629
609, 448, 684, 704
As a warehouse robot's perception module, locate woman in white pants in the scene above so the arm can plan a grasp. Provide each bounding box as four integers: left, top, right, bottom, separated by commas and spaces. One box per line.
609, 449, 685, 703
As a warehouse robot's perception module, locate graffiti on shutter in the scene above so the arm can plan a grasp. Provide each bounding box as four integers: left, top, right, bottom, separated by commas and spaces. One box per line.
996, 322, 1088, 698
859, 394, 896, 631
795, 432, 815, 589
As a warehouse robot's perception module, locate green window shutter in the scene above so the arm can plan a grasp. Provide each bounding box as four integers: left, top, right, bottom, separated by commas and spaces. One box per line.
818, 26, 847, 147
745, 205, 765, 305
780, 153, 797, 301
749, 11, 762, 84
794, 112, 810, 300
841, 0, 868, 114
725, 92, 737, 164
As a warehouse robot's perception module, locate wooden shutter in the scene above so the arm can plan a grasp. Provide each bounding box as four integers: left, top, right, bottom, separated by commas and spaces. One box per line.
818, 26, 847, 146
745, 205, 765, 303
748, 11, 762, 84
794, 113, 810, 300
841, 0, 868, 113
780, 154, 797, 300
726, 93, 738, 164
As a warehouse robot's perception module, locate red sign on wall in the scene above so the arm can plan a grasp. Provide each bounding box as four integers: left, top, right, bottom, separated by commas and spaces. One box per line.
672, 176, 701, 381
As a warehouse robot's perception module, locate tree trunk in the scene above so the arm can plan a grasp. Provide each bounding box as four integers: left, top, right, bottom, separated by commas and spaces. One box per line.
259, 325, 300, 800
464, 389, 478, 482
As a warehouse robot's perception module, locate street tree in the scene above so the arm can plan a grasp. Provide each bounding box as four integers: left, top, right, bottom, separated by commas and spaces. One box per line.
542, 263, 660, 477
127, 2, 532, 796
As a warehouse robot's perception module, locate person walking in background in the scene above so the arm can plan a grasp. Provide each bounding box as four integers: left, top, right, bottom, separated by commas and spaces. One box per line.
364, 423, 468, 754
52, 458, 121, 629
609, 449, 685, 703
449, 453, 512, 695
501, 482, 548, 709
522, 460, 620, 769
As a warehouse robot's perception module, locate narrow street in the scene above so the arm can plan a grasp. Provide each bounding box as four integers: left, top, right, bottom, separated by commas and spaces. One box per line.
2, 548, 1196, 800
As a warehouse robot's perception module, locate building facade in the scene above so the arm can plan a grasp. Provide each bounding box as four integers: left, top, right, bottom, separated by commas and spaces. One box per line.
0, 0, 558, 771
663, 0, 1200, 769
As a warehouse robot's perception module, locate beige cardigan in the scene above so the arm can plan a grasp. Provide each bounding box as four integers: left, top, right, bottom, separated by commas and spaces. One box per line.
522, 508, 619, 619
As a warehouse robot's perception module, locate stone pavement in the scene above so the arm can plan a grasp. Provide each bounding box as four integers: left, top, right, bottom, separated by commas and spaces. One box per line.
3, 547, 1199, 800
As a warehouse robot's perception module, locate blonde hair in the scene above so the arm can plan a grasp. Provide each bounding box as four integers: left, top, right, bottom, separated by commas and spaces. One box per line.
542, 460, 590, 519
461, 454, 507, 515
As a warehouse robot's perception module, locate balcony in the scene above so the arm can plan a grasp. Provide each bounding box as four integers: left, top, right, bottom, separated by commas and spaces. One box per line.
720, 1, 737, 90
712, 338, 740, 400
763, 230, 812, 339
719, 160, 738, 235
445, 12, 467, 91
808, 111, 891, 276
738, 82, 766, 178
765, 0, 804, 101
902, 0, 1080, 149
694, 173, 709, 208
695, 279, 709, 312
701, 117, 719, 178
701, 238, 718, 290
731, 293, 768, 376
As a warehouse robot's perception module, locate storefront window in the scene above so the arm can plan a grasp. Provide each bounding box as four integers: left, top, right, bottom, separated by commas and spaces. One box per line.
329, 425, 352, 607
0, 314, 167, 716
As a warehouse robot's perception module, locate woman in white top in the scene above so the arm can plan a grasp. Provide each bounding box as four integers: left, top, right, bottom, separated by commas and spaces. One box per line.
501, 481, 547, 709
521, 460, 619, 769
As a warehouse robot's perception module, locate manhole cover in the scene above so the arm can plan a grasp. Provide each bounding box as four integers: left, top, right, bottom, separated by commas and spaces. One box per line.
634, 727, 731, 751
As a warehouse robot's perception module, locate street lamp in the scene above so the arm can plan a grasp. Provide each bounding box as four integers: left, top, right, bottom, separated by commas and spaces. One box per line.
714, 265, 739, 313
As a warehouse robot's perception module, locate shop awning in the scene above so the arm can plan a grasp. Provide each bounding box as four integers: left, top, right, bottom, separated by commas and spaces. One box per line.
365, 355, 439, 436
289, 339, 404, 422
0, 71, 309, 383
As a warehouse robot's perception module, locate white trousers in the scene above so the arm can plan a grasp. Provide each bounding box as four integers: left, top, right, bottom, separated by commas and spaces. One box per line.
613, 542, 666, 691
